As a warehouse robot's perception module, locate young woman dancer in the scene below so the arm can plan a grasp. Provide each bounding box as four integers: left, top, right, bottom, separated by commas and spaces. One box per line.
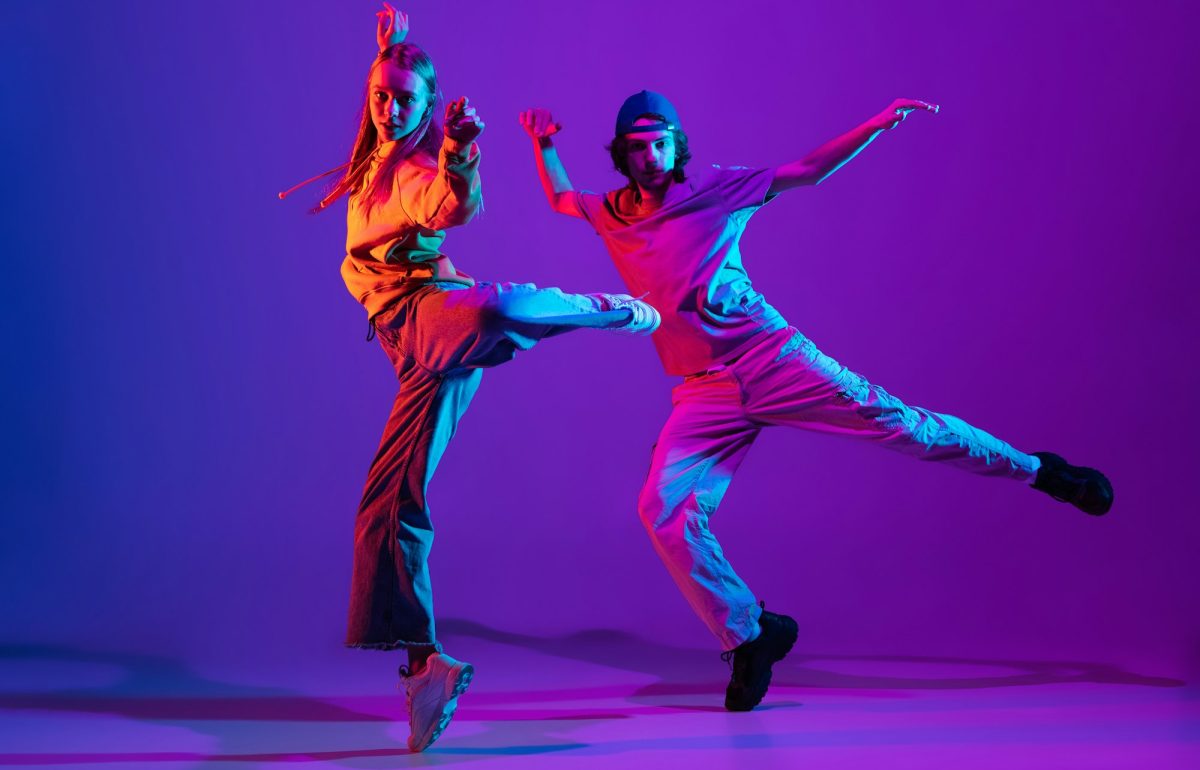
286, 6, 658, 752
520, 92, 1112, 712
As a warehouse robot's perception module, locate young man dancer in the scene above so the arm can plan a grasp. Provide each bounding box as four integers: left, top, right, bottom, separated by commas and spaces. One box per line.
519, 92, 1113, 711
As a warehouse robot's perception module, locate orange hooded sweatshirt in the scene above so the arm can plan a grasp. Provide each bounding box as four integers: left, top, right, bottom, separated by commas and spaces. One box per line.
341, 136, 482, 320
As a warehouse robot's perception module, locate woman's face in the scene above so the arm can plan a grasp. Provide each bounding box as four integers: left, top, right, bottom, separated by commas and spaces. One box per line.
369, 60, 432, 144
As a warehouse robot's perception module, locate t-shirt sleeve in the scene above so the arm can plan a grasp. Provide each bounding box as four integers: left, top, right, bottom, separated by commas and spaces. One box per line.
568, 190, 606, 230
715, 166, 778, 213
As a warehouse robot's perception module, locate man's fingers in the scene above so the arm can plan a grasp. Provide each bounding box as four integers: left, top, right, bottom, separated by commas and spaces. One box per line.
899, 98, 940, 114
517, 108, 559, 137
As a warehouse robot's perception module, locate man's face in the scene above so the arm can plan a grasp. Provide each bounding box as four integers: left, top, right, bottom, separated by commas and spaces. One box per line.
624, 118, 676, 190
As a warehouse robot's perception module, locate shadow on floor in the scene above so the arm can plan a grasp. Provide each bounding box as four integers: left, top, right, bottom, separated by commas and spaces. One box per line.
439, 617, 1187, 699
0, 628, 1187, 766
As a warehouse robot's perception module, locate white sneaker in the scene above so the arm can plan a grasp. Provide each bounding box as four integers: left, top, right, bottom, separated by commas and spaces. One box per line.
401, 652, 474, 752
591, 293, 661, 335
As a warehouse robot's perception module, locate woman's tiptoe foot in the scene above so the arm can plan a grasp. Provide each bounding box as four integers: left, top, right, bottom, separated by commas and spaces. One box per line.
401, 652, 474, 752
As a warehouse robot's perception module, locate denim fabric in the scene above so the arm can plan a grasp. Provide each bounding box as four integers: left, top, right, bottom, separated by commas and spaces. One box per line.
346, 281, 629, 650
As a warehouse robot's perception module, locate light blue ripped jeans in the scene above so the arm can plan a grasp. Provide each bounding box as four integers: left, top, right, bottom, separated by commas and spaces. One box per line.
347, 281, 634, 651
636, 326, 1039, 651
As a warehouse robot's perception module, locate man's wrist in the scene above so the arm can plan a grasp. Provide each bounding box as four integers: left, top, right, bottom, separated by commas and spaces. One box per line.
869, 112, 892, 132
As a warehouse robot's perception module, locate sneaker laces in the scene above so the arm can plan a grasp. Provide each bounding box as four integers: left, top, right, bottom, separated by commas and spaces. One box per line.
625, 293, 650, 315
721, 601, 768, 671
605, 292, 650, 311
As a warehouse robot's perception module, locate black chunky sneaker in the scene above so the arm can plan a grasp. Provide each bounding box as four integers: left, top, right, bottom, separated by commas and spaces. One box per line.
722, 604, 798, 711
1032, 452, 1113, 516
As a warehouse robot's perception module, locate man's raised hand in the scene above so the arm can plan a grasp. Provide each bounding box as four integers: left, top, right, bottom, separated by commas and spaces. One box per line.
877, 98, 939, 131
519, 108, 563, 141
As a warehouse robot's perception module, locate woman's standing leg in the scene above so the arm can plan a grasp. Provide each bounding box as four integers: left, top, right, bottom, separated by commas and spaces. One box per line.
346, 364, 482, 653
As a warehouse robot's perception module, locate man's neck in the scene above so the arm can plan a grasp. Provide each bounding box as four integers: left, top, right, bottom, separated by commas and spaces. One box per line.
634, 179, 673, 211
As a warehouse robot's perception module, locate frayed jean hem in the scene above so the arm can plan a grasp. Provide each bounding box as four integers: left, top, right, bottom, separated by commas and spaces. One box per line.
346, 639, 443, 653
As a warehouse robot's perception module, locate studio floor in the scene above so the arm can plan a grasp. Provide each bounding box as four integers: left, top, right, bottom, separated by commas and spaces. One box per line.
2, 621, 1195, 770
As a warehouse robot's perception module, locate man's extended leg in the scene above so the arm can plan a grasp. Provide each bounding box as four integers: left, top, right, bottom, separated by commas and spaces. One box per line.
739, 327, 1111, 514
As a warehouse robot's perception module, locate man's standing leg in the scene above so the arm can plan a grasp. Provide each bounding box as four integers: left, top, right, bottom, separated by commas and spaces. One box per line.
637, 366, 799, 711
638, 369, 760, 649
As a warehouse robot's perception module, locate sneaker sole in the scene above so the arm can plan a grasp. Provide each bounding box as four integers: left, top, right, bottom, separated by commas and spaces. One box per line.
522, 309, 631, 329
535, 307, 660, 336
407, 662, 474, 752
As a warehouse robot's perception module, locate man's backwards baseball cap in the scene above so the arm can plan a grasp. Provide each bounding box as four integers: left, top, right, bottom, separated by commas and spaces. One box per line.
615, 90, 681, 136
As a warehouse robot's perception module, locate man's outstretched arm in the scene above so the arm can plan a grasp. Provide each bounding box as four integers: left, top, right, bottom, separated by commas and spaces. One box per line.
519, 108, 585, 217
769, 98, 939, 195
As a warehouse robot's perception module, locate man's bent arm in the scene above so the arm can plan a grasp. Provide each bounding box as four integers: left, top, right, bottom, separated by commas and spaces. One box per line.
520, 108, 583, 217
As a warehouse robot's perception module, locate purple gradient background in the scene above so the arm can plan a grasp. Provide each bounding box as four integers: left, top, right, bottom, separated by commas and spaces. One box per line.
3, 0, 1198, 680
